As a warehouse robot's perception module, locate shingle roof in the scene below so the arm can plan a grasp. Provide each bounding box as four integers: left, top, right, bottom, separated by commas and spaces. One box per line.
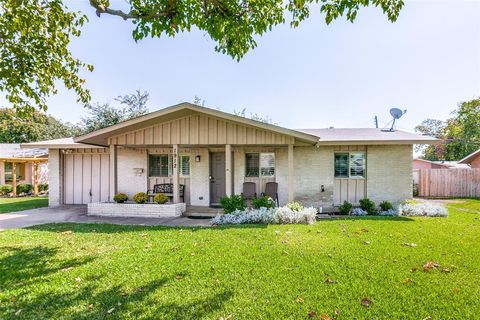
296, 128, 438, 145
20, 138, 99, 149
458, 149, 480, 164
0, 143, 47, 158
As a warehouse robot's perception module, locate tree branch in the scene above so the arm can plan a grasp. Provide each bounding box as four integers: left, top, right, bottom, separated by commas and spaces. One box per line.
88, 0, 167, 20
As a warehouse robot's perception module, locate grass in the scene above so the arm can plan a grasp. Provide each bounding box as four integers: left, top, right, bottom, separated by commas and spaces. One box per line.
0, 196, 48, 213
0, 199, 479, 319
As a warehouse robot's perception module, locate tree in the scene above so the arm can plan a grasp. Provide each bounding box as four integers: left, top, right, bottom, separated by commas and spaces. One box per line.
234, 108, 277, 125
80, 90, 149, 133
0, 108, 80, 143
415, 98, 480, 160
0, 0, 404, 113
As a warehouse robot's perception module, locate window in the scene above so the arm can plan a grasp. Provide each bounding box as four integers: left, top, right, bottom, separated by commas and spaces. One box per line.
334, 153, 349, 178
4, 163, 25, 182
246, 153, 275, 177
334, 153, 365, 178
149, 154, 171, 177
180, 155, 190, 176
349, 153, 365, 177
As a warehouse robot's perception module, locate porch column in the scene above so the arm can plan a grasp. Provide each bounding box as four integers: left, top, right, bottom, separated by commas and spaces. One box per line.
172, 144, 180, 203
287, 144, 294, 202
109, 145, 118, 201
225, 144, 232, 196
33, 162, 39, 196
12, 162, 17, 197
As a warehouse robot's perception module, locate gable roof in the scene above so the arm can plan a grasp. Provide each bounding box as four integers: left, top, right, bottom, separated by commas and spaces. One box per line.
297, 128, 438, 145
458, 149, 480, 164
74, 102, 320, 146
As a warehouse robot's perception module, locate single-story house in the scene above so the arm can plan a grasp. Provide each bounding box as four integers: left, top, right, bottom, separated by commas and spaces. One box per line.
0, 144, 48, 196
458, 149, 480, 168
22, 103, 437, 211
412, 159, 470, 170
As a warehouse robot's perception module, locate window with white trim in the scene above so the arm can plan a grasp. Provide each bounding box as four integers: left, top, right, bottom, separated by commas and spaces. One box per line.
334, 153, 365, 178
180, 155, 190, 176
149, 154, 171, 177
245, 153, 275, 177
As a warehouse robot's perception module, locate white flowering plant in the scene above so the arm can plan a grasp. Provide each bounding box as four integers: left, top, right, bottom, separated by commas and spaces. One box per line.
212, 205, 317, 225
350, 207, 368, 216
398, 203, 448, 217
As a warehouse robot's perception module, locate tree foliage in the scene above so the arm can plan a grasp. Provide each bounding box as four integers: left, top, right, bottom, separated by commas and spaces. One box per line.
234, 108, 277, 125
0, 108, 80, 143
0, 0, 92, 114
0, 0, 404, 113
80, 90, 149, 133
415, 98, 480, 161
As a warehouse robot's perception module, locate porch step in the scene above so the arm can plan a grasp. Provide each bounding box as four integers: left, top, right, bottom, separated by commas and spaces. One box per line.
184, 206, 222, 217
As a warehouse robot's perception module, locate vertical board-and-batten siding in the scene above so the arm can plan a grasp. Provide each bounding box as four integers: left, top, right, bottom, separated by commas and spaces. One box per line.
108, 114, 295, 146
63, 148, 110, 204
333, 145, 367, 205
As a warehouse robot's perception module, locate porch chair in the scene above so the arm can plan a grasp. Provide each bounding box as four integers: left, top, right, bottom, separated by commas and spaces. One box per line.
241, 182, 257, 202
262, 182, 279, 207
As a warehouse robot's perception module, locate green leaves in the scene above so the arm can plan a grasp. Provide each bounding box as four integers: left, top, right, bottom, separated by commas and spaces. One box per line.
1, 0, 405, 113
0, 0, 92, 113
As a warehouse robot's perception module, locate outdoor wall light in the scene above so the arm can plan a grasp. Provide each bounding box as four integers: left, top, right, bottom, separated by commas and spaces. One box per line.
321, 185, 325, 192
195, 155, 201, 162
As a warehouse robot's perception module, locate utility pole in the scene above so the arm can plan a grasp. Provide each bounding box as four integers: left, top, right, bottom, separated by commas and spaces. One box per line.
374, 116, 378, 128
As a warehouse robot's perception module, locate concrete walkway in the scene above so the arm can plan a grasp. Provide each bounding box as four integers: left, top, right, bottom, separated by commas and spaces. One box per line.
0, 205, 213, 231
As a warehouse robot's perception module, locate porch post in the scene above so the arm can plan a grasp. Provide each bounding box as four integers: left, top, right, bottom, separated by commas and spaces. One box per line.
33, 161, 39, 196
12, 162, 17, 197
225, 144, 232, 196
172, 144, 180, 203
287, 144, 294, 202
109, 145, 118, 201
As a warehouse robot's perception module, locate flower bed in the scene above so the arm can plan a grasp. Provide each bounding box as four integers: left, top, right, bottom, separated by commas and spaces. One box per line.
398, 202, 448, 217
88, 202, 186, 218
212, 206, 318, 225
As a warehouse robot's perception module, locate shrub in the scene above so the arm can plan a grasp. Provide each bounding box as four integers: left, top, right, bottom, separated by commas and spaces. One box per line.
273, 206, 317, 225
153, 193, 169, 204
359, 198, 376, 215
286, 201, 304, 212
133, 192, 148, 204
379, 209, 399, 216
252, 196, 275, 209
16, 183, 32, 195
0, 184, 13, 195
398, 203, 448, 217
113, 193, 128, 203
38, 183, 49, 192
220, 194, 246, 214
338, 200, 353, 215
379, 201, 393, 211
351, 208, 368, 216
212, 206, 317, 225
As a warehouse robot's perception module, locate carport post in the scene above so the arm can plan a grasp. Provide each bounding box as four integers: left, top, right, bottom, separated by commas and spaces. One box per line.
12, 162, 17, 197
172, 144, 180, 203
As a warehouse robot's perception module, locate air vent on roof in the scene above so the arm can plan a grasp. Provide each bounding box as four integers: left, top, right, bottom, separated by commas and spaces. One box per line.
381, 108, 407, 132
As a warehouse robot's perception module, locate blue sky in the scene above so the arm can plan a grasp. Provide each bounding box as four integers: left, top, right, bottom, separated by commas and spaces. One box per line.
43, 0, 479, 131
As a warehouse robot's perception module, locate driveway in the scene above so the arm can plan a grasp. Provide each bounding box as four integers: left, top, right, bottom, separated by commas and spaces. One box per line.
0, 205, 212, 231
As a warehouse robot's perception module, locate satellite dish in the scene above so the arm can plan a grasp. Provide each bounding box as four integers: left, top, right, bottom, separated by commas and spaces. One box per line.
390, 108, 405, 119
382, 108, 407, 132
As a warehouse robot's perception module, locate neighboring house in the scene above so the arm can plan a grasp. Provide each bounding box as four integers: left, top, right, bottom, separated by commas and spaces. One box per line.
458, 149, 480, 168
22, 103, 437, 211
0, 144, 48, 195
412, 159, 470, 170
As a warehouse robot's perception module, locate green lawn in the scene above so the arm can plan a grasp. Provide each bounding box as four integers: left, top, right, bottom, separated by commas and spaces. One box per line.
0, 197, 48, 213
1, 200, 479, 319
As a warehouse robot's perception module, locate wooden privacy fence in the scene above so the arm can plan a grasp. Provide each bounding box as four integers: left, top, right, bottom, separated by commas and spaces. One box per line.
417, 168, 480, 198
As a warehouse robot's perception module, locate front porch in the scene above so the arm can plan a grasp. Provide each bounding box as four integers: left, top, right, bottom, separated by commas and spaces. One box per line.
109, 144, 296, 208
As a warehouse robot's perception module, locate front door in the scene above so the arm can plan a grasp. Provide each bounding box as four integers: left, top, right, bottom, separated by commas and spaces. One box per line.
210, 152, 226, 205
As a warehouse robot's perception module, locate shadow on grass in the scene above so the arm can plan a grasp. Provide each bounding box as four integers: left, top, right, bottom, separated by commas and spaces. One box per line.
0, 246, 96, 287
26, 222, 268, 234
324, 215, 414, 222
0, 245, 234, 319
0, 197, 48, 213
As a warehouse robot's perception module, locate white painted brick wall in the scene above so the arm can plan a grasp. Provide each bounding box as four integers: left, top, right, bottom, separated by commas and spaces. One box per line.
366, 144, 413, 203
88, 202, 186, 217
117, 147, 148, 198
48, 149, 62, 206
190, 148, 210, 206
